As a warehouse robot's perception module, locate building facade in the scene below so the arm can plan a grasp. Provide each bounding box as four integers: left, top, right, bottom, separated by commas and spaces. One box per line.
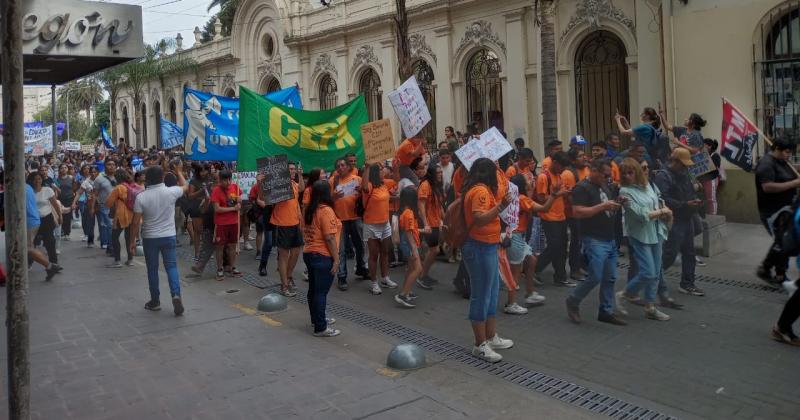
0, 86, 52, 124
114, 0, 794, 222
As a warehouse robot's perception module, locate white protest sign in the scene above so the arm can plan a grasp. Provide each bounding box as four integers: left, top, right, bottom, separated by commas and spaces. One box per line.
64, 141, 81, 151
24, 126, 53, 155
388, 75, 432, 138
499, 182, 520, 231
455, 127, 513, 170
233, 171, 258, 199
335, 179, 359, 197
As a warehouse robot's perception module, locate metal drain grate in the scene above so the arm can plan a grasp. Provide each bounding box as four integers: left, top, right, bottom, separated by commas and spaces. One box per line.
617, 262, 786, 294
274, 286, 677, 420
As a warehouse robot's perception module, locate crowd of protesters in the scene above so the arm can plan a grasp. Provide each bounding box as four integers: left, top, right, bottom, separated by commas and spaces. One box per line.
2, 103, 798, 360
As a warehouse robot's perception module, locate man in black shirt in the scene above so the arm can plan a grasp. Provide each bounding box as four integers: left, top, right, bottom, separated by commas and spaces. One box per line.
755, 139, 800, 287
565, 159, 625, 326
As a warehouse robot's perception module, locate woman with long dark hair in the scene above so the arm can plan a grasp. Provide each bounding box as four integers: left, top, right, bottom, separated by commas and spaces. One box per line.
303, 180, 342, 337
28, 172, 62, 266
615, 107, 670, 168
106, 169, 135, 267
361, 163, 397, 295
461, 158, 513, 363
417, 165, 445, 289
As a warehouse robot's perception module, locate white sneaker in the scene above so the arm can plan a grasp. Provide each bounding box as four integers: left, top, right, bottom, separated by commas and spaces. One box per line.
380, 277, 398, 289
487, 334, 514, 350
615, 291, 629, 316
243, 242, 254, 251
313, 327, 341, 337
370, 282, 382, 295
645, 307, 671, 321
472, 341, 502, 363
503, 302, 528, 315
524, 292, 546, 305
783, 279, 799, 296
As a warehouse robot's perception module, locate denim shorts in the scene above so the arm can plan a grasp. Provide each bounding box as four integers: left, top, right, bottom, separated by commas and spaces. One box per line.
507, 232, 532, 265
462, 238, 500, 322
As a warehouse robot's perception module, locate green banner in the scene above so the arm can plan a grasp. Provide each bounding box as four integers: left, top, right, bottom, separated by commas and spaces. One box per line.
238, 86, 367, 171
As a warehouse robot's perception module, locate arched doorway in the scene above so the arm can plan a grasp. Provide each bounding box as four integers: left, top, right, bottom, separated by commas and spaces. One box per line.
141, 103, 148, 149
318, 74, 338, 110
169, 98, 177, 123
760, 4, 800, 150
153, 100, 161, 149
574, 30, 629, 145
466, 49, 503, 133
224, 88, 236, 98
122, 106, 130, 146
359, 68, 382, 121
259, 77, 281, 94
413, 60, 436, 147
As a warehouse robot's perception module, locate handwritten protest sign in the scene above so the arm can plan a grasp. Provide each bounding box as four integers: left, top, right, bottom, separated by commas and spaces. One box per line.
233, 171, 258, 199
688, 150, 716, 179
81, 144, 95, 153
388, 76, 432, 137
64, 141, 81, 151
335, 178, 359, 197
455, 127, 513, 170
499, 182, 520, 231
361, 119, 395, 163
257, 155, 293, 205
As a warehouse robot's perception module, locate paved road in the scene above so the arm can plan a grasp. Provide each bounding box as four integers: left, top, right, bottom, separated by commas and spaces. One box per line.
2, 222, 799, 419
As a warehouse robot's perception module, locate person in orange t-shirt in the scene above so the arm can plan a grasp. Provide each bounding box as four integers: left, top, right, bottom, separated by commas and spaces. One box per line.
271, 161, 305, 297
417, 165, 445, 289
461, 158, 514, 363
534, 151, 575, 287
394, 186, 423, 308
565, 148, 590, 281
395, 135, 428, 185
591, 141, 620, 183
361, 163, 397, 294
210, 171, 242, 279
540, 140, 564, 173
330, 157, 368, 290
505, 148, 537, 187
302, 180, 342, 337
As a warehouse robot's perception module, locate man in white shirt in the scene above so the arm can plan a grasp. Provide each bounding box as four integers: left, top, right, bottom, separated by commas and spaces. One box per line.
438, 148, 454, 194
130, 164, 190, 315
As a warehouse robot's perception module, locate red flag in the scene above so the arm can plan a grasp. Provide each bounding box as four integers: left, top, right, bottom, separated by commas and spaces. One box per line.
721, 98, 758, 171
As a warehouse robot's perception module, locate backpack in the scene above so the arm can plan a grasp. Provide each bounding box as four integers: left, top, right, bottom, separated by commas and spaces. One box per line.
779, 202, 800, 256
443, 197, 469, 248
124, 183, 143, 211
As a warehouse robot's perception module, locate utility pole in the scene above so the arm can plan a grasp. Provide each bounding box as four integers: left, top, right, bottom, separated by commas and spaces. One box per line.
1, 0, 32, 418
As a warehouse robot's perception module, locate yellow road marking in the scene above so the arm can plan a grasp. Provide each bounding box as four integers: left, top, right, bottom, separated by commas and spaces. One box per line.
376, 367, 401, 378
258, 315, 283, 327
231, 303, 257, 315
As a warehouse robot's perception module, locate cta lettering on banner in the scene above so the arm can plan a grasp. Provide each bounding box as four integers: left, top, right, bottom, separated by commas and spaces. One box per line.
455, 127, 513, 170
388, 75, 432, 138
257, 155, 294, 205
361, 119, 395, 163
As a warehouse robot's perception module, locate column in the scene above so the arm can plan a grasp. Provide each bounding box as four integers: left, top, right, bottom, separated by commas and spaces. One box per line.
433, 25, 453, 139
335, 48, 349, 105
635, 0, 662, 112
504, 9, 529, 141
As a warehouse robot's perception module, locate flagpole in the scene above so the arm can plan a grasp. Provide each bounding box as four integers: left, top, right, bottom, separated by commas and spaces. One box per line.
724, 97, 800, 176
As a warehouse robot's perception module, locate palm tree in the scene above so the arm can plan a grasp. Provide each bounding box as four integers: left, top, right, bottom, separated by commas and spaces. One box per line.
536, 0, 559, 145
95, 67, 125, 140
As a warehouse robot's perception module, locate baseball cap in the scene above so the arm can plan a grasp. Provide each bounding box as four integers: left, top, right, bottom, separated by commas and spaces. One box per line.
570, 135, 587, 145
671, 148, 694, 166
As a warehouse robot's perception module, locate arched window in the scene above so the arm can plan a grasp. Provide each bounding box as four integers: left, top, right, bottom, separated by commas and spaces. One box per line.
761, 5, 800, 149
122, 106, 130, 146
574, 31, 629, 147
319, 74, 338, 110
141, 103, 148, 149
413, 60, 436, 147
260, 77, 281, 94
466, 49, 503, 133
359, 68, 382, 121
224, 88, 236, 98
169, 98, 177, 123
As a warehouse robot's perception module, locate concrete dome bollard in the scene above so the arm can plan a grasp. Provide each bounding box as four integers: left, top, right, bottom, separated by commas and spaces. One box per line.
386, 343, 426, 370
135, 245, 144, 256
257, 293, 288, 313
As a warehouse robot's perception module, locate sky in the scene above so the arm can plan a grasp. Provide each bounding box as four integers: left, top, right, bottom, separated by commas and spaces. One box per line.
102, 0, 221, 46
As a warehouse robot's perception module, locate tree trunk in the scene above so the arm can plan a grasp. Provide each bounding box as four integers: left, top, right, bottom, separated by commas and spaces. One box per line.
394, 0, 412, 81
539, 0, 558, 145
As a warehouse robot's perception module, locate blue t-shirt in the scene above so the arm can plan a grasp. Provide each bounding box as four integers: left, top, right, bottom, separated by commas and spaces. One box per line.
26, 184, 41, 228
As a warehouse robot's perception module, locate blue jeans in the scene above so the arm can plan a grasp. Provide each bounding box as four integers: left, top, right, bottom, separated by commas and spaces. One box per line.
338, 220, 366, 281
142, 236, 180, 301
96, 205, 112, 247
625, 238, 662, 303
568, 237, 617, 316
259, 229, 274, 265
80, 202, 95, 244
662, 218, 696, 288
304, 253, 335, 333
462, 238, 499, 322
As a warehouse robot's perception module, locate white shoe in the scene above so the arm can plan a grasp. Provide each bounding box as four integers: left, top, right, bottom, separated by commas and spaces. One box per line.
524, 292, 546, 305
472, 341, 502, 363
313, 327, 341, 337
243, 242, 254, 251
380, 277, 398, 289
615, 291, 629, 316
783, 279, 799, 296
503, 302, 528, 315
487, 334, 514, 350
370, 282, 382, 295
645, 306, 671, 321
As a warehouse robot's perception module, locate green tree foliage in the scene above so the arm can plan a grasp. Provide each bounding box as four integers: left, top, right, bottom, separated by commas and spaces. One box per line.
202, 0, 239, 42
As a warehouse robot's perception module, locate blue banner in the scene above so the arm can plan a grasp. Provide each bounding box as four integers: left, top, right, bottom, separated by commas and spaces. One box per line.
183, 85, 302, 161
101, 125, 116, 151
131, 156, 144, 172
160, 117, 183, 149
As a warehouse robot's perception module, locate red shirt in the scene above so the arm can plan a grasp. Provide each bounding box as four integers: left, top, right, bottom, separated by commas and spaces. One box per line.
211, 184, 241, 226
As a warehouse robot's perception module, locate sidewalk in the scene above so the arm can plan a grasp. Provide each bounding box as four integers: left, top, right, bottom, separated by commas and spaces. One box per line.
0, 235, 597, 419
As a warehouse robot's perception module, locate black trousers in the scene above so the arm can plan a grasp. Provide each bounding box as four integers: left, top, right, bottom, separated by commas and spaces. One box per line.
536, 220, 568, 282
760, 211, 791, 278
778, 286, 800, 334
111, 226, 132, 262
34, 214, 58, 264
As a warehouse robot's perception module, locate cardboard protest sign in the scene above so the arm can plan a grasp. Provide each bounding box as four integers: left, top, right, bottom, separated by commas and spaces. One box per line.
455, 127, 513, 170
361, 119, 395, 163
81, 144, 95, 153
388, 76, 432, 137
688, 150, 717, 179
257, 155, 294, 205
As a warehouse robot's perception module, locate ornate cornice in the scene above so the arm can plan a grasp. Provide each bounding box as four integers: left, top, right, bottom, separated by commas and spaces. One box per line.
409, 33, 436, 64
220, 73, 237, 95
352, 45, 382, 72
313, 53, 338, 80
456, 20, 506, 59
560, 0, 635, 41
257, 56, 282, 80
